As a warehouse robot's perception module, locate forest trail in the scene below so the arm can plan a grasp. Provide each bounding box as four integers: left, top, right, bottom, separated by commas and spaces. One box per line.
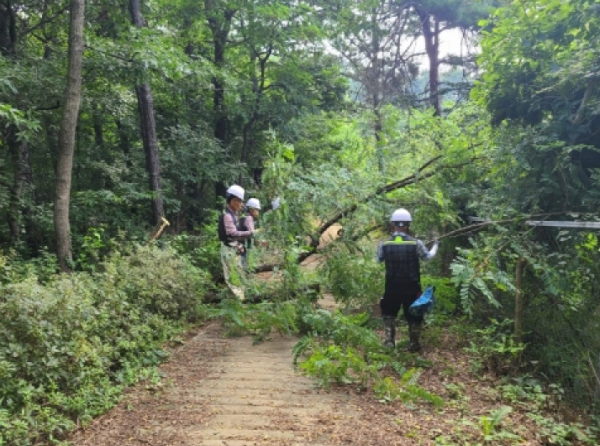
67, 225, 553, 446
68, 316, 361, 446
65, 298, 555, 446
68, 227, 453, 446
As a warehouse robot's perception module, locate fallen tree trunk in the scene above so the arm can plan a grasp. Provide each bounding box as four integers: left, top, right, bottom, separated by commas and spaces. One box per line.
315, 155, 443, 244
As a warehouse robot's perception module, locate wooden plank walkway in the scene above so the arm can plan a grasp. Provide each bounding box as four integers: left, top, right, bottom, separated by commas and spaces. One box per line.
69, 321, 358, 446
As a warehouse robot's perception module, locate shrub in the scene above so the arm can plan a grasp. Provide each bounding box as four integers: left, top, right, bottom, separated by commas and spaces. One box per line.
464, 318, 526, 376
170, 218, 222, 281
293, 309, 443, 407
324, 245, 384, 311
0, 244, 210, 445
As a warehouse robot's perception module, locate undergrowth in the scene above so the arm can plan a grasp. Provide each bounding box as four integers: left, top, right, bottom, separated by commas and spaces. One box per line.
0, 244, 210, 446
212, 295, 443, 408
447, 318, 600, 445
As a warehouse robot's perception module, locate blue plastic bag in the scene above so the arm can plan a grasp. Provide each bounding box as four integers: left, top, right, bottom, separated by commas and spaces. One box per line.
409, 286, 435, 317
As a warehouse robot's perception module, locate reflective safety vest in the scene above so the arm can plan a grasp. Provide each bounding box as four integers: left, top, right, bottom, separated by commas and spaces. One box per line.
381, 234, 420, 283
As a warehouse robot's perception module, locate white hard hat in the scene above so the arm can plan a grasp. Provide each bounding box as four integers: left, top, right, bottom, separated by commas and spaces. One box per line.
226, 184, 245, 200
246, 198, 261, 210
390, 208, 412, 223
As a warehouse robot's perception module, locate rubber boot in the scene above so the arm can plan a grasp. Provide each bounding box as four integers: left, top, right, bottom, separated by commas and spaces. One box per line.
382, 316, 396, 348
408, 322, 422, 353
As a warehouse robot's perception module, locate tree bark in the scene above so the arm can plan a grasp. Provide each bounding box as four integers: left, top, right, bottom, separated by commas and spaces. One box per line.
206, 1, 235, 193
93, 109, 104, 147
207, 4, 234, 145
0, 0, 17, 56
116, 119, 133, 170
6, 127, 29, 243
595, 352, 600, 402
514, 257, 526, 343
54, 0, 85, 271
129, 0, 164, 225
135, 83, 164, 223
240, 44, 270, 177
370, 9, 385, 174
416, 8, 441, 116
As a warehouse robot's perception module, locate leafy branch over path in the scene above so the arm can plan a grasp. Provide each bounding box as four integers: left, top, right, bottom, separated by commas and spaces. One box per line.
257, 154, 479, 272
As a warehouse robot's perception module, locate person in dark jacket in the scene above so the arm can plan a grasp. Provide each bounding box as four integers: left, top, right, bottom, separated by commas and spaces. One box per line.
377, 208, 439, 352
218, 184, 254, 299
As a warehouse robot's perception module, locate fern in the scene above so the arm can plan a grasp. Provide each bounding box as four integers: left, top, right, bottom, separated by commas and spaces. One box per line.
402, 384, 445, 408
373, 374, 444, 407
295, 309, 444, 407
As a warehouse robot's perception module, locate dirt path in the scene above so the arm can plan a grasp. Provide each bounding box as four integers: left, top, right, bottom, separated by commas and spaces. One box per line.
69, 228, 363, 446
66, 300, 561, 446
69, 318, 359, 446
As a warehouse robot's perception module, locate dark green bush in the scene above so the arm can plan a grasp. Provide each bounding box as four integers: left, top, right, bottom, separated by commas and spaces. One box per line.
0, 245, 210, 445
170, 229, 222, 281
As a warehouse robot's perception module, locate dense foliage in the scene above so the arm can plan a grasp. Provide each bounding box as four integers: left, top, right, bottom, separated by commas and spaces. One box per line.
0, 244, 210, 445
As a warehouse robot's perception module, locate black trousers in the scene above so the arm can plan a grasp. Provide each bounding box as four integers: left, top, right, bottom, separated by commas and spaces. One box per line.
380, 279, 423, 324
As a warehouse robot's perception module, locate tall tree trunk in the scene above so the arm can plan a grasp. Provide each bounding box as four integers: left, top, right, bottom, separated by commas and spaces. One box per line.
6, 126, 25, 243
54, 0, 85, 271
135, 84, 163, 223
595, 352, 600, 402
374, 109, 384, 174
93, 109, 104, 147
116, 119, 133, 170
369, 10, 385, 174
417, 9, 441, 116
129, 0, 164, 225
206, 2, 235, 194
1, 1, 22, 242
514, 258, 526, 343
240, 45, 270, 178
0, 0, 17, 56
21, 141, 38, 251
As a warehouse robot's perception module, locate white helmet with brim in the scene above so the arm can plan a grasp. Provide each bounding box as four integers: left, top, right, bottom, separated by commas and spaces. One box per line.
390, 208, 412, 224
226, 184, 245, 200
246, 198, 261, 210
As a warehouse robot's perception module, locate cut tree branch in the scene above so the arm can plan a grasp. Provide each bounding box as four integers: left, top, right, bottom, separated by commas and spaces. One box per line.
316, 155, 444, 243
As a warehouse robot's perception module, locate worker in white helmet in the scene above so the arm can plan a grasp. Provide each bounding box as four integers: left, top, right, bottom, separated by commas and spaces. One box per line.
376, 208, 439, 352
218, 184, 255, 299
240, 198, 261, 236
237, 198, 264, 269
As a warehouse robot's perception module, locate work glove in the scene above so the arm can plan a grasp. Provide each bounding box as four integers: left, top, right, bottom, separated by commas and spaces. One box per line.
429, 239, 439, 257
271, 197, 281, 210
